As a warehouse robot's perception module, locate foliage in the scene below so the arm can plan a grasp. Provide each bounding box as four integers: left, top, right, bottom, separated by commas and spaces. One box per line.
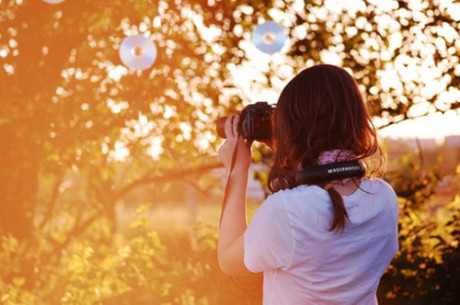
0, 212, 262, 305
0, 151, 459, 304
1, 0, 458, 239
380, 198, 460, 304
0, 0, 264, 240
379, 154, 460, 304
0, 0, 459, 304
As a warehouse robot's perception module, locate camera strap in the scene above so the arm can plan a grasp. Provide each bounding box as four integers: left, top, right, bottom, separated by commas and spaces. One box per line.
295, 160, 365, 185
219, 143, 263, 296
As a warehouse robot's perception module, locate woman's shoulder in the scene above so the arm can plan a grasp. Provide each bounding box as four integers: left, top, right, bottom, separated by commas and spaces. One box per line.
262, 184, 329, 213
251, 189, 300, 225
356, 178, 399, 214
267, 184, 326, 201
363, 178, 397, 197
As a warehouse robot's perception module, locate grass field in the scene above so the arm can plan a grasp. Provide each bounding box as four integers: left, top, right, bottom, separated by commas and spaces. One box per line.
116, 199, 263, 260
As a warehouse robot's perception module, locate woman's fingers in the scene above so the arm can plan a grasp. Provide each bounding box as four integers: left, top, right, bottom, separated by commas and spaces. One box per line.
224, 115, 240, 139
233, 115, 239, 138
224, 116, 234, 138
218, 115, 253, 174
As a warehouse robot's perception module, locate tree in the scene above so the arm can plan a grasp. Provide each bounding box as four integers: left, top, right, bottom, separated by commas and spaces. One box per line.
0, 0, 262, 241
0, 0, 458, 295
252, 0, 459, 126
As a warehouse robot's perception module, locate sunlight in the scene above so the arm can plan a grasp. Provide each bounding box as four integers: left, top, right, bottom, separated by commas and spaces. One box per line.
3, 2, 459, 304
109, 141, 130, 161
108, 65, 128, 81
378, 111, 460, 141
148, 136, 164, 159
107, 98, 129, 114
231, 0, 460, 141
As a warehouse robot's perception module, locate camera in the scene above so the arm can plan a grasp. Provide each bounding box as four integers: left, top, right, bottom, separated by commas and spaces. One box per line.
216, 101, 274, 141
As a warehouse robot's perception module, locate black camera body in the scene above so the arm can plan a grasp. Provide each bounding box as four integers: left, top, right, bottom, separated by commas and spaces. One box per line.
216, 101, 274, 141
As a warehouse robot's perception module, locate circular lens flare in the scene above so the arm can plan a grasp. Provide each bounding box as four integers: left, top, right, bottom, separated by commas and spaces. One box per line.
252, 21, 287, 54
119, 34, 157, 70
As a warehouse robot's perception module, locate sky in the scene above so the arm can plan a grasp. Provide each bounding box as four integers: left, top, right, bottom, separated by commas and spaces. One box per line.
230, 50, 460, 142
376, 111, 460, 141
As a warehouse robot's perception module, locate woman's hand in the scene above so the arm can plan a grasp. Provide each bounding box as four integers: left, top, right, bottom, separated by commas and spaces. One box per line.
217, 115, 253, 176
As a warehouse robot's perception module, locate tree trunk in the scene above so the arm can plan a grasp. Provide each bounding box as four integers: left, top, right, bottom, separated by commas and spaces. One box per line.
0, 123, 38, 241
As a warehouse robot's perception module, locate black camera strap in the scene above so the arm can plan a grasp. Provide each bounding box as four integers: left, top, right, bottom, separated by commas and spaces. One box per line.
295, 160, 365, 185
219, 144, 262, 295
222, 159, 365, 224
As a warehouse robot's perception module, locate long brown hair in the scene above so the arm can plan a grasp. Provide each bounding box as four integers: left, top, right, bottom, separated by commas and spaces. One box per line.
268, 64, 383, 231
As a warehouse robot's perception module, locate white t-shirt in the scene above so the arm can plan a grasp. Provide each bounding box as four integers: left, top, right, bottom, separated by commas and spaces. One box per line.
244, 178, 399, 305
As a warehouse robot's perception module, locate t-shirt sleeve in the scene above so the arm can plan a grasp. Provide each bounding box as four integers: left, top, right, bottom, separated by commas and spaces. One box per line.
244, 194, 295, 273
377, 178, 400, 254
387, 181, 400, 252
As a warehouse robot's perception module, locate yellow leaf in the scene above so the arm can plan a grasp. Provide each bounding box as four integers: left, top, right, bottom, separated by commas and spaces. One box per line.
252, 149, 262, 162
13, 277, 25, 287
119, 245, 132, 258
129, 218, 150, 229
68, 256, 85, 274
161, 282, 173, 297
136, 204, 150, 216
2, 236, 19, 252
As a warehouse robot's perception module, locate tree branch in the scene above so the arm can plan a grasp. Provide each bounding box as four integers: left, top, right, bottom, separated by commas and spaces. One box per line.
113, 161, 223, 201
39, 172, 64, 229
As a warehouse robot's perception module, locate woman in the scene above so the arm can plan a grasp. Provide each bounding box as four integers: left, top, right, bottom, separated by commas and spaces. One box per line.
217, 64, 399, 304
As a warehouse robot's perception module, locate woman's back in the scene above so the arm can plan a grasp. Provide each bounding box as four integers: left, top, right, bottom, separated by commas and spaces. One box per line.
217, 65, 399, 305
244, 178, 399, 304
